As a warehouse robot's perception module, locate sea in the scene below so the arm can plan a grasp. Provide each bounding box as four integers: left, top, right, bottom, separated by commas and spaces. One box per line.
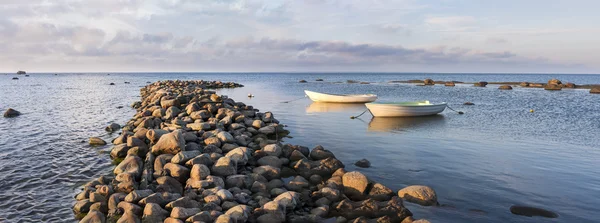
0, 73, 599, 222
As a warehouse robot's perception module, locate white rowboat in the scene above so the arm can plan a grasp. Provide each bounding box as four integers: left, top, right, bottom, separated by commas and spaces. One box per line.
304, 90, 377, 103
365, 101, 447, 117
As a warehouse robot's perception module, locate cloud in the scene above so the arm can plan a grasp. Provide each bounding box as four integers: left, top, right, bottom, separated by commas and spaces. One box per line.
425, 15, 477, 32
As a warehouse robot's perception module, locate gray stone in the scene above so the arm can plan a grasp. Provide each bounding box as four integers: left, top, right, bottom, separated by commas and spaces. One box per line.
3, 108, 20, 118
262, 144, 282, 157
151, 130, 186, 155
257, 156, 283, 168
212, 157, 237, 177
170, 207, 201, 219
217, 131, 235, 143
190, 164, 210, 180
106, 123, 121, 132
225, 147, 249, 166
114, 156, 143, 178
124, 189, 154, 203
171, 150, 201, 164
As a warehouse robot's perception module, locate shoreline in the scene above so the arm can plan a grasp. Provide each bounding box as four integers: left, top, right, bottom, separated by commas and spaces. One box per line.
74, 80, 432, 223
387, 79, 600, 90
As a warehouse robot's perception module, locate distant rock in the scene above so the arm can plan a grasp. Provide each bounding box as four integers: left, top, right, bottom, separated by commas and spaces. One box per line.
347, 80, 359, 84
563, 82, 576, 88
473, 81, 488, 87
548, 78, 562, 85
498, 85, 513, 90
520, 82, 529, 87
463, 102, 475, 105
510, 205, 558, 218
424, 79, 435, 85
590, 88, 600, 94
12, 77, 18, 80
444, 82, 455, 87
17, 71, 26, 74
3, 108, 20, 117
109, 83, 115, 85
398, 185, 438, 206
299, 80, 307, 83
529, 83, 544, 88
544, 84, 562, 91
315, 78, 324, 81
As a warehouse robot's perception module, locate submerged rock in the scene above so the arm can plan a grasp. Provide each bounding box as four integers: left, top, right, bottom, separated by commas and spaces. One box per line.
89, 137, 107, 145
299, 80, 307, 83
105, 123, 121, 132
510, 205, 558, 218
354, 159, 371, 168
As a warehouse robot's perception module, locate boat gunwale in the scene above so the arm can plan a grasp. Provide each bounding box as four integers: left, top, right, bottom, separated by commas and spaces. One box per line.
366, 101, 447, 107
304, 90, 377, 98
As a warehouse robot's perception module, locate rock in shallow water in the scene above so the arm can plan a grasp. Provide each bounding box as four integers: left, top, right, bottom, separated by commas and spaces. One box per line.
509, 205, 558, 218
89, 137, 106, 145
397, 185, 438, 206
354, 159, 371, 168
105, 123, 121, 132
3, 108, 20, 117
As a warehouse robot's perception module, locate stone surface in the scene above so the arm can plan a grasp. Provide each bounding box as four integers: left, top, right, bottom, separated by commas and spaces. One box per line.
342, 171, 369, 200
498, 85, 513, 90
397, 185, 438, 206
151, 130, 186, 155
212, 157, 237, 176
354, 159, 371, 168
89, 137, 107, 145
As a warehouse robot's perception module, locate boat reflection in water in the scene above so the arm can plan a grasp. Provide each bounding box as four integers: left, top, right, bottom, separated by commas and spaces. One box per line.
306, 102, 366, 113
367, 115, 446, 132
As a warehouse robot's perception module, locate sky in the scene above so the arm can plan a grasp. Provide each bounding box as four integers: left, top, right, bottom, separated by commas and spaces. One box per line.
1, 0, 599, 73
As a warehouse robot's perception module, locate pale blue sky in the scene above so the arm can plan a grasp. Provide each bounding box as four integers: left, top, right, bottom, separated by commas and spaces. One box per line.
1, 0, 598, 73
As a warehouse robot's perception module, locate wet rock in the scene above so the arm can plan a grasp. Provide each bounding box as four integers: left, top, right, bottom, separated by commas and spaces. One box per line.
285, 176, 309, 192
151, 130, 186, 155
499, 85, 513, 90
3, 108, 20, 118
509, 205, 558, 218
89, 137, 107, 146
299, 80, 307, 83
257, 156, 283, 168
354, 159, 371, 168
253, 165, 281, 180
397, 185, 438, 206
105, 123, 121, 132
369, 183, 395, 201
342, 171, 369, 200
463, 102, 475, 105
110, 144, 130, 159
310, 145, 335, 160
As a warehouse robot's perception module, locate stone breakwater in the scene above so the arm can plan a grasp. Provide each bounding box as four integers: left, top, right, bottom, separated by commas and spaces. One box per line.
74, 80, 429, 223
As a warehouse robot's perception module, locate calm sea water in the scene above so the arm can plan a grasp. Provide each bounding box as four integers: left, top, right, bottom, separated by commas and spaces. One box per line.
1, 73, 599, 222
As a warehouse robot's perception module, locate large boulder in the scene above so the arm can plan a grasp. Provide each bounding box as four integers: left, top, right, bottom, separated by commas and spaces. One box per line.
114, 156, 143, 178
89, 137, 107, 145
151, 130, 186, 155
80, 210, 106, 223
548, 79, 562, 85
225, 147, 249, 166
590, 88, 600, 94
544, 84, 562, 91
105, 123, 121, 132
342, 171, 369, 200
3, 108, 20, 118
397, 185, 438, 206
423, 79, 434, 85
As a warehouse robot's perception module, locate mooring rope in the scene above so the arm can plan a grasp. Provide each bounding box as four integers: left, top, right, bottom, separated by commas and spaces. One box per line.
446, 105, 464, 114
350, 109, 370, 119
281, 95, 307, 103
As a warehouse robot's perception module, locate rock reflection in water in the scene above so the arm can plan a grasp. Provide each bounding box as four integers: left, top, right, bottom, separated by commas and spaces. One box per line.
306, 102, 366, 113
367, 115, 446, 132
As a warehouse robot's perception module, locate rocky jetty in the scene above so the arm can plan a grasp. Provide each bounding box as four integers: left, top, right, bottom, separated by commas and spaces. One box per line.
74, 80, 423, 223
498, 85, 513, 90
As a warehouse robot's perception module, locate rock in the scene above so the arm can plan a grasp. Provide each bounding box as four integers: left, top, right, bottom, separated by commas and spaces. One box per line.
463, 102, 474, 105
171, 151, 202, 164
590, 88, 600, 94
105, 123, 121, 132
473, 81, 488, 87
89, 137, 107, 145
147, 129, 169, 143
257, 213, 285, 223
125, 189, 154, 203
257, 156, 283, 168
216, 189, 234, 202
564, 82, 576, 88
262, 144, 282, 157
444, 82, 455, 87
171, 207, 201, 219
310, 145, 335, 160
151, 130, 186, 155
368, 183, 394, 201
225, 147, 250, 166
548, 78, 562, 85
117, 201, 143, 215
186, 154, 213, 166
316, 78, 324, 81
190, 164, 211, 180
186, 211, 212, 222
529, 83, 544, 87
73, 199, 93, 213
273, 191, 301, 210
258, 126, 276, 135
17, 70, 26, 74
108, 193, 126, 214
285, 176, 309, 192
520, 82, 529, 87
80, 210, 105, 223
89, 202, 108, 213
114, 156, 143, 178
204, 137, 222, 148
217, 131, 235, 143
299, 80, 307, 83
423, 79, 434, 85
142, 203, 169, 221
253, 166, 281, 180
89, 192, 107, 203
156, 176, 184, 194
354, 159, 370, 168
3, 108, 20, 117
212, 157, 237, 176
342, 171, 369, 200
225, 205, 252, 222
397, 185, 438, 206
544, 84, 562, 90
498, 85, 513, 90
509, 205, 558, 218
164, 163, 190, 182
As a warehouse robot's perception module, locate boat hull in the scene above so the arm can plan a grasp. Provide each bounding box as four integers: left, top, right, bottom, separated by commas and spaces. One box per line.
304, 90, 377, 103
366, 102, 447, 117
